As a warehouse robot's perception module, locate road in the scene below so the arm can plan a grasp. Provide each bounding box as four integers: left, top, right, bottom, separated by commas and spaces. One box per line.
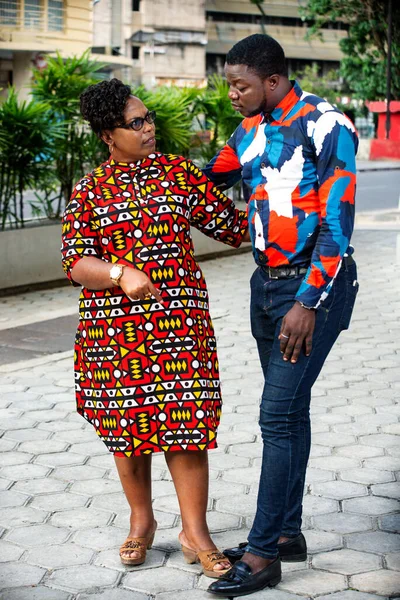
17, 168, 400, 225
356, 170, 400, 212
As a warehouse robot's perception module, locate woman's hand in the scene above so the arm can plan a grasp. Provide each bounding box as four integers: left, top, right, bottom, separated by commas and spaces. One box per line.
120, 267, 163, 304
243, 227, 251, 242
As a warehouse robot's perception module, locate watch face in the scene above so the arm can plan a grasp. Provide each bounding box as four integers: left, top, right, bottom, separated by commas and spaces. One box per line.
110, 265, 121, 280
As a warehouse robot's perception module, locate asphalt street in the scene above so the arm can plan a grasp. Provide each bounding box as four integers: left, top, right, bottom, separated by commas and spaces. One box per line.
357, 171, 400, 213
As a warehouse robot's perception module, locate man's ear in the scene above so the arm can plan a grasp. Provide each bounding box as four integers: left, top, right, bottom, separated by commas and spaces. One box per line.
267, 74, 280, 92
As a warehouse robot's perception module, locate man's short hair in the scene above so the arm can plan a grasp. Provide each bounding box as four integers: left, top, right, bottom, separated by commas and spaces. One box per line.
226, 34, 288, 79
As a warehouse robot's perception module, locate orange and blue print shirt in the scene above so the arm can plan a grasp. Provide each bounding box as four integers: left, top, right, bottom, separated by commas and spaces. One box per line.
204, 81, 358, 309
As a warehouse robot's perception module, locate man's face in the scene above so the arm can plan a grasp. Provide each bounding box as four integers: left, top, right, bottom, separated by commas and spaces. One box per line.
224, 63, 269, 118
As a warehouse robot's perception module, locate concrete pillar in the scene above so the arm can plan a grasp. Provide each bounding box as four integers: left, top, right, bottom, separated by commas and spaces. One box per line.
13, 52, 34, 101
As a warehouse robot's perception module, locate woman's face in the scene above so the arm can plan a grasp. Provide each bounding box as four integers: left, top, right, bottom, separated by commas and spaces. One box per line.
103, 96, 156, 162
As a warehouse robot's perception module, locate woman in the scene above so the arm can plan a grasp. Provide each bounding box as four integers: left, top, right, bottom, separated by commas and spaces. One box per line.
61, 79, 248, 576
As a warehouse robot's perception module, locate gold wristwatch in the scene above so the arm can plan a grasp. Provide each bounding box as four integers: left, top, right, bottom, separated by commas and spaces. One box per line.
109, 264, 125, 286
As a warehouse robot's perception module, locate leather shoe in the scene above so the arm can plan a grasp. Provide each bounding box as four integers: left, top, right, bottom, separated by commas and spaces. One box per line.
207, 558, 281, 597
223, 533, 307, 564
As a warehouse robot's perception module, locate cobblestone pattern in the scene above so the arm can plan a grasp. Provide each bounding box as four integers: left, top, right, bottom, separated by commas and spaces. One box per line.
0, 231, 399, 599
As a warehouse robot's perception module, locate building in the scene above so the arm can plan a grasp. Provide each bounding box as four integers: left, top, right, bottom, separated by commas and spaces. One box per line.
96, 0, 207, 88
125, 0, 345, 86
0, 0, 131, 99
205, 0, 346, 77
0, 0, 346, 97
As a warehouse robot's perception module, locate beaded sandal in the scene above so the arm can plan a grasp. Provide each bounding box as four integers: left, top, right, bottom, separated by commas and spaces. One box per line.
120, 522, 157, 566
179, 535, 231, 578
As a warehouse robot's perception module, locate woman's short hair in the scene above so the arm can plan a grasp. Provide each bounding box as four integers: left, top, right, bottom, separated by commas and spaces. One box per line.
80, 78, 132, 136
226, 34, 288, 79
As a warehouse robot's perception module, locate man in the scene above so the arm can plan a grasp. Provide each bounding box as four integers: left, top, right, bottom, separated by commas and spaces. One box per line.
204, 34, 359, 597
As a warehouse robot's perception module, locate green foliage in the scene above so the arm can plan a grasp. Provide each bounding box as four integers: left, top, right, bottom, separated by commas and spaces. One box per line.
31, 51, 107, 216
301, 0, 400, 100
291, 64, 342, 104
1, 56, 243, 228
0, 88, 64, 229
191, 74, 243, 164
133, 85, 200, 155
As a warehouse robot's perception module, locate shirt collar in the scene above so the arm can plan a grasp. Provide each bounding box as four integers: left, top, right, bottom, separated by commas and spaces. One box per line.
264, 80, 303, 124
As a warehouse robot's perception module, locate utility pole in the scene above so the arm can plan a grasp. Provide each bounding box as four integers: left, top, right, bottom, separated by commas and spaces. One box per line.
386, 0, 393, 139
250, 0, 267, 35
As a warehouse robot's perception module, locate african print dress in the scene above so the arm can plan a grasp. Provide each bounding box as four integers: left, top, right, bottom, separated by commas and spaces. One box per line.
61, 153, 247, 457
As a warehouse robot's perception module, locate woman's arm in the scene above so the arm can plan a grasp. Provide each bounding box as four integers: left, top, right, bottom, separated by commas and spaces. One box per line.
61, 177, 162, 302
185, 160, 248, 248
71, 257, 163, 303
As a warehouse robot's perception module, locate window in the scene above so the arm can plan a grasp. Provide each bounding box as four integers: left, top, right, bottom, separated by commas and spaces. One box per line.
131, 45, 140, 60
25, 0, 41, 29
48, 0, 63, 31
132, 0, 140, 11
0, 0, 18, 26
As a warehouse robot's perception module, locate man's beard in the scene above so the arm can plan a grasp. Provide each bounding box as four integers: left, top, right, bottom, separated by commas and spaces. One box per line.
245, 94, 268, 118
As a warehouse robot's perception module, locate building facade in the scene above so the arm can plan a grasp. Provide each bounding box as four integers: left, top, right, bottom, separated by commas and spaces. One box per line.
0, 0, 346, 97
0, 0, 94, 98
205, 0, 346, 77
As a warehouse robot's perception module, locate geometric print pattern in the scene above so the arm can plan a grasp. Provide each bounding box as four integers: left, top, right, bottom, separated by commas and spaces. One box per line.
62, 153, 248, 456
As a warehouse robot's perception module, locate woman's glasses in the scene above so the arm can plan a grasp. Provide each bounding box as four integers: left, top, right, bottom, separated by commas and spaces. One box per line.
118, 110, 156, 132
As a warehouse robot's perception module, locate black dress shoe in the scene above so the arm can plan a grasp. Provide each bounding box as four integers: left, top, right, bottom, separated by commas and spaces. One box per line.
223, 533, 307, 564
207, 558, 281, 597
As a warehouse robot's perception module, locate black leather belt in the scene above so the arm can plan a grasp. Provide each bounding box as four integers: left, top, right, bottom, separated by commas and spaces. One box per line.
260, 254, 355, 279
260, 265, 308, 279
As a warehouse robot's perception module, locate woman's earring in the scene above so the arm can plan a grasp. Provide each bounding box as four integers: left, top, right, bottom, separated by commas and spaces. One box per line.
109, 142, 114, 153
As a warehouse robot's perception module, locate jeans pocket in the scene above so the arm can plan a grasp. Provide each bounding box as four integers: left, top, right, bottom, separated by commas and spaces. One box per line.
339, 278, 359, 332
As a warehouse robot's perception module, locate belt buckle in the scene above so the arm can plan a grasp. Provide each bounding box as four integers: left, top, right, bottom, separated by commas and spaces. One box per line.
268, 267, 280, 279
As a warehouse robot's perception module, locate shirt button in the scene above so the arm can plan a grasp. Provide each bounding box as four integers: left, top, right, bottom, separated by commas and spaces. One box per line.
261, 162, 266, 168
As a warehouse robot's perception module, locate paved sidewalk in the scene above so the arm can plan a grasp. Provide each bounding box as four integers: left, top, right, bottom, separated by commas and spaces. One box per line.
0, 229, 399, 599
357, 160, 400, 172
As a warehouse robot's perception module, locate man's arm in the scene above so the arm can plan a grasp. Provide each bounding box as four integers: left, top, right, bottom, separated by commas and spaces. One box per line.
203, 136, 243, 190
279, 111, 358, 363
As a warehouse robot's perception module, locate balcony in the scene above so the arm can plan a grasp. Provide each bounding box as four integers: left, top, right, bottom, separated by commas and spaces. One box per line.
0, 1, 65, 34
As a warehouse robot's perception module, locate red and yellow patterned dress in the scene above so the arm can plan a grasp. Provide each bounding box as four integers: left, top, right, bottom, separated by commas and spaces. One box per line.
61, 153, 247, 456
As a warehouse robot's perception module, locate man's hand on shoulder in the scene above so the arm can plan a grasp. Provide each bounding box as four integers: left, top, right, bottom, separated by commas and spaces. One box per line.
278, 302, 316, 363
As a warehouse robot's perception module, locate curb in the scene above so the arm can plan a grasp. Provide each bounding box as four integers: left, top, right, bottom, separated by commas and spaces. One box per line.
357, 165, 400, 172
0, 350, 73, 373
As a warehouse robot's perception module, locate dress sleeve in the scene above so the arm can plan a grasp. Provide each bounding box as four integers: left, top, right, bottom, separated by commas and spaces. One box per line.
61, 175, 102, 285
185, 159, 248, 248
295, 111, 358, 308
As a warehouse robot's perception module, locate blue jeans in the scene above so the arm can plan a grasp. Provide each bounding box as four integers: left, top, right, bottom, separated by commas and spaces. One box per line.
246, 258, 358, 559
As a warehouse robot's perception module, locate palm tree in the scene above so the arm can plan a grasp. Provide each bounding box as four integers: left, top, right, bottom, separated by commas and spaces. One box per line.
192, 74, 243, 165
31, 50, 106, 216
0, 89, 64, 229
133, 85, 200, 156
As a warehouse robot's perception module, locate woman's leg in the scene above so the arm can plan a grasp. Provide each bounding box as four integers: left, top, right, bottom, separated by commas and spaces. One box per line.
165, 449, 230, 572
114, 454, 155, 560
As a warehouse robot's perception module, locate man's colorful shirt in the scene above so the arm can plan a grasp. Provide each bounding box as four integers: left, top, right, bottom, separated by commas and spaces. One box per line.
204, 81, 358, 308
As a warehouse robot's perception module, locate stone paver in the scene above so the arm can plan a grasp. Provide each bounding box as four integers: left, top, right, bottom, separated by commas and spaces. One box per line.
312, 548, 381, 575
0, 230, 399, 598
350, 570, 400, 597
47, 564, 118, 592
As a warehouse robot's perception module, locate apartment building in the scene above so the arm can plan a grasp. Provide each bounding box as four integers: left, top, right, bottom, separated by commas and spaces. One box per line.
93, 0, 207, 88
205, 0, 346, 77
0, 0, 131, 99
124, 0, 344, 85
0, 0, 345, 96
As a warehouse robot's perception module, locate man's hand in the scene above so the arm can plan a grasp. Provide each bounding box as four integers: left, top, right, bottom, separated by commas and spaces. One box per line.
120, 268, 163, 304
278, 302, 316, 363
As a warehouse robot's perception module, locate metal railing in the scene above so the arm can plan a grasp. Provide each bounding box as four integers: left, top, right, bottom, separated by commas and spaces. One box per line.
0, 0, 64, 32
